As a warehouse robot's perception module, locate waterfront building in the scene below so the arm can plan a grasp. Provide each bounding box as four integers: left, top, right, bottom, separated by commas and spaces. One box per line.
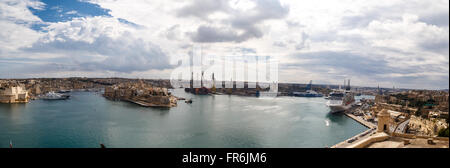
103, 83, 177, 108
30, 84, 42, 96
0, 85, 29, 103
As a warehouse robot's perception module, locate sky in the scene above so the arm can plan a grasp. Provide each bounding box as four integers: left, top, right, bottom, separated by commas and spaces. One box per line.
0, 0, 448, 89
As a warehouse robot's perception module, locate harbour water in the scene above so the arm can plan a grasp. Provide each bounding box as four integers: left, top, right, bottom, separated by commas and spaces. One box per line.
0, 89, 369, 148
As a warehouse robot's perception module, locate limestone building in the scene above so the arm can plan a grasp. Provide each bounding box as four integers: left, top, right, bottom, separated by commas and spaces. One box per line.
377, 109, 390, 133
0, 86, 30, 103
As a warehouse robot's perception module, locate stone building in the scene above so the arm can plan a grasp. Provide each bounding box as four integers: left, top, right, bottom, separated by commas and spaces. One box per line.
0, 86, 29, 103
377, 109, 390, 133
103, 83, 177, 108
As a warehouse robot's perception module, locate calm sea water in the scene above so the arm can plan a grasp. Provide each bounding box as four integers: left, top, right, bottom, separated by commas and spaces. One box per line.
0, 89, 370, 148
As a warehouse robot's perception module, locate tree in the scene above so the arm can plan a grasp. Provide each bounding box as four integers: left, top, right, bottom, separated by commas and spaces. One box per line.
438, 128, 449, 137
415, 107, 423, 117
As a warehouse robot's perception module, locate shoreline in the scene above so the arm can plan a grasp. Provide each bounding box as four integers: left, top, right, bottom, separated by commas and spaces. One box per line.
343, 112, 376, 129
332, 110, 377, 148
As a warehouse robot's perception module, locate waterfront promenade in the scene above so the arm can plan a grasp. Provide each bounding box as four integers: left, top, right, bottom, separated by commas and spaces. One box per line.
343, 112, 376, 129
331, 128, 376, 148
332, 109, 377, 148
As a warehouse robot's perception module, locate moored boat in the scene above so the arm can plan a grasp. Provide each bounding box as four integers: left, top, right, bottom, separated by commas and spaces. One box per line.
326, 79, 355, 113
40, 92, 70, 100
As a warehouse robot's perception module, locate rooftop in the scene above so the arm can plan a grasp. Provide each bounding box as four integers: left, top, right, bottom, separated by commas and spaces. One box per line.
367, 136, 449, 148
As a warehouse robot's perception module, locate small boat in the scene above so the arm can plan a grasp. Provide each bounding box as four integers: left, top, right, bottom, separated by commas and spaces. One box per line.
185, 99, 193, 104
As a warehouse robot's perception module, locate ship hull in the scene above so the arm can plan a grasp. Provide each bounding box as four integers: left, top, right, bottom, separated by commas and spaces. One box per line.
328, 105, 348, 113
41, 94, 70, 100
293, 94, 323, 97
42, 98, 68, 100
328, 103, 353, 113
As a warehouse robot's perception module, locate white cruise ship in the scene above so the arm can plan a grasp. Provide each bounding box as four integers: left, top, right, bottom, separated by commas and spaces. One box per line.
326, 79, 355, 113
326, 91, 355, 113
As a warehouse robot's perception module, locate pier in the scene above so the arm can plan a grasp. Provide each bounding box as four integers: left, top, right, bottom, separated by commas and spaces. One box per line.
331, 107, 377, 148
125, 98, 174, 108
343, 112, 376, 129
331, 128, 376, 148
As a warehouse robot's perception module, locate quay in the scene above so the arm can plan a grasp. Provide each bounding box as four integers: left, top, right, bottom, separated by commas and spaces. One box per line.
125, 98, 175, 108
127, 99, 157, 107
332, 108, 377, 148
343, 112, 376, 129
331, 128, 376, 148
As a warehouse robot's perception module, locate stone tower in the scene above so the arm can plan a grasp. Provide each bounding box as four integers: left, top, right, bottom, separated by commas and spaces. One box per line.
377, 109, 390, 133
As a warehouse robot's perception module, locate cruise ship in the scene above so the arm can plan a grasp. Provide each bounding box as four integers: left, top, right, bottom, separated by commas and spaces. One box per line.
326, 79, 355, 113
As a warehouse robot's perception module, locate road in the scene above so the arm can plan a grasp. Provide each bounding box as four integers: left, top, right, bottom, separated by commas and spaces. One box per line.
394, 119, 410, 133
331, 128, 376, 148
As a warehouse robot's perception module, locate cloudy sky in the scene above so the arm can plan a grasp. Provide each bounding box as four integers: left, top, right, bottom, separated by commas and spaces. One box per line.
0, 0, 448, 89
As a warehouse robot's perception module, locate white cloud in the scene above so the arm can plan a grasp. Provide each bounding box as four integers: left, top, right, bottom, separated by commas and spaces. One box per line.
0, 0, 43, 58
23, 16, 173, 72
0, 20, 42, 54
364, 14, 448, 54
65, 10, 78, 15
0, 0, 44, 23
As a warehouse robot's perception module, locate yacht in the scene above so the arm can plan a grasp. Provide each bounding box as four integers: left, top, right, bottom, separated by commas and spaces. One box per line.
40, 92, 70, 100
57, 90, 71, 93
